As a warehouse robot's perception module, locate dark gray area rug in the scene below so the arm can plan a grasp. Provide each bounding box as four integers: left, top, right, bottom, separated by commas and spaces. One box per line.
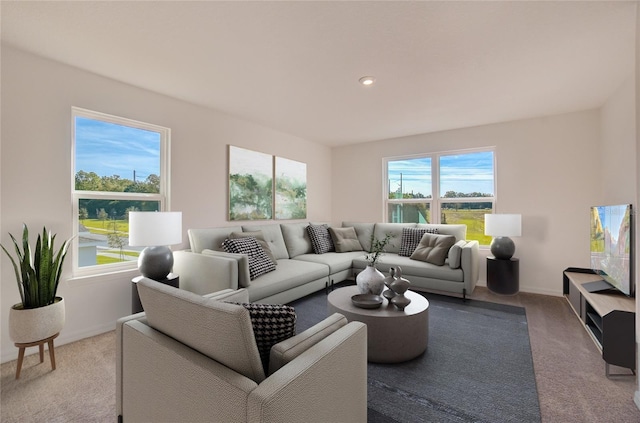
288, 284, 541, 423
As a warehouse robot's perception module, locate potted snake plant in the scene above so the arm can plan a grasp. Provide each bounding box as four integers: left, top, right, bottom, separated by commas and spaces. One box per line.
2, 224, 71, 344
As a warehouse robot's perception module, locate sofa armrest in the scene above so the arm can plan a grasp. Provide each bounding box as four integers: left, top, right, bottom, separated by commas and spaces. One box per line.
460, 240, 480, 294
204, 288, 250, 303
173, 250, 239, 295
269, 313, 348, 374
248, 321, 368, 423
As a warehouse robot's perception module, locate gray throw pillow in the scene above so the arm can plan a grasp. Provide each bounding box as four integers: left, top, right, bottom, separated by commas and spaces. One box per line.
399, 227, 439, 257
448, 240, 467, 269
410, 233, 456, 266
329, 227, 363, 252
222, 237, 276, 280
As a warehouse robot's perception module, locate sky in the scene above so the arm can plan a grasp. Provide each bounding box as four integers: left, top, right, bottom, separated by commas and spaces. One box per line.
388, 151, 494, 196
75, 117, 161, 180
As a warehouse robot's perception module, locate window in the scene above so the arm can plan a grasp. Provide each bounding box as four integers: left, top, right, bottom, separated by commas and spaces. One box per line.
385, 148, 495, 245
72, 108, 170, 276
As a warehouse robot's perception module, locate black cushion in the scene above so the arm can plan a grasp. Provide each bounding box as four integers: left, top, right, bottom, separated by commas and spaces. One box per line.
227, 302, 297, 374
222, 237, 276, 280
307, 224, 335, 254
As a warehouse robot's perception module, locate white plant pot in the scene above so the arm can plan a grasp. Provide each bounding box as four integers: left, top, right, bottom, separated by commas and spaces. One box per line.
9, 297, 65, 344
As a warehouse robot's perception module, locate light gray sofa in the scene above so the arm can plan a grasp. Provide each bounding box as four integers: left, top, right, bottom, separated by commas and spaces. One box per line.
173, 222, 479, 302
116, 278, 368, 423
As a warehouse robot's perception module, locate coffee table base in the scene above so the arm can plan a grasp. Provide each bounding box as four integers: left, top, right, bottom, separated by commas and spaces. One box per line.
328, 286, 429, 363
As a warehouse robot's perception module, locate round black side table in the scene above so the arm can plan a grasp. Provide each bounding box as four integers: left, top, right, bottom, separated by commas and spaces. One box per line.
487, 257, 519, 295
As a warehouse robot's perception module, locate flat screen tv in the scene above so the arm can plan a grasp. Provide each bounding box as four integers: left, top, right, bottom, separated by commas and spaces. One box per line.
588, 204, 633, 296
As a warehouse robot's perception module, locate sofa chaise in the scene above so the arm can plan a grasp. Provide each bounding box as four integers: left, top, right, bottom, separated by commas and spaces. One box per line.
173, 222, 479, 303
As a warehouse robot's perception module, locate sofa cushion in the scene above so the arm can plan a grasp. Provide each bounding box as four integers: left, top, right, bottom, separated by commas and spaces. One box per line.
230, 231, 277, 265
245, 259, 329, 301
269, 313, 347, 375
222, 237, 276, 280
373, 223, 416, 254
352, 254, 464, 282
448, 240, 467, 269
307, 224, 335, 254
281, 222, 314, 257
410, 233, 456, 266
342, 222, 375, 252
243, 224, 290, 260
398, 227, 439, 257
188, 226, 242, 253
136, 278, 266, 383
329, 227, 363, 252
293, 251, 365, 274
228, 302, 296, 374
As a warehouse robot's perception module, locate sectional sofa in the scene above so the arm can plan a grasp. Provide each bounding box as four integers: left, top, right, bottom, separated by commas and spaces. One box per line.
173, 222, 480, 303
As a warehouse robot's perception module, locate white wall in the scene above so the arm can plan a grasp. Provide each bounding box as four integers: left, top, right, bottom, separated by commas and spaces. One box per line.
600, 76, 637, 204
0, 46, 332, 362
332, 110, 602, 296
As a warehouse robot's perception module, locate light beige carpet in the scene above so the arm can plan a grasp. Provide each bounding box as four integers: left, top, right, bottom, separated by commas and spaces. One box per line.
1, 286, 639, 422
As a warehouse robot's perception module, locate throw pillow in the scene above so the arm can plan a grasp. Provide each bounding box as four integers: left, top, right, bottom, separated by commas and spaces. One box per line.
227, 302, 297, 374
328, 227, 363, 252
307, 224, 335, 254
399, 227, 439, 257
410, 233, 456, 266
448, 240, 467, 269
222, 237, 276, 280
230, 230, 277, 265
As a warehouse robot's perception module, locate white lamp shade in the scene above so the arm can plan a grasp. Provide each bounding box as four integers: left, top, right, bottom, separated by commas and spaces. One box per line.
129, 211, 182, 246
484, 214, 522, 237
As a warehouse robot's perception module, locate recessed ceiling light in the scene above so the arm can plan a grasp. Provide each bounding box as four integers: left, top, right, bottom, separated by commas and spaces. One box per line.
359, 76, 376, 86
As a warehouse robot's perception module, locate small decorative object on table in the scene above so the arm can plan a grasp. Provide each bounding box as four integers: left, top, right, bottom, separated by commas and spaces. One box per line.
382, 267, 397, 302
390, 266, 412, 311
351, 294, 384, 309
356, 233, 393, 295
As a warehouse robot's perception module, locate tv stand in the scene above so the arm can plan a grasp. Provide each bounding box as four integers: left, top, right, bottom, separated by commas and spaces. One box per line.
563, 269, 636, 377
582, 279, 617, 294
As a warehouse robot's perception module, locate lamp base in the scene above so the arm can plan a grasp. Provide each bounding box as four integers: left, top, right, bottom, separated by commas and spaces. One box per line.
490, 237, 516, 260
138, 246, 173, 281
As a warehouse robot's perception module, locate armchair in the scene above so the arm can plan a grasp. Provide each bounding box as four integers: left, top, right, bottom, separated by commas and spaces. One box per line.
116, 279, 367, 422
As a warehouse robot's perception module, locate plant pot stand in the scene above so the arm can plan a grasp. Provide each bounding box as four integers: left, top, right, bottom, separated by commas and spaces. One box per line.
14, 332, 59, 379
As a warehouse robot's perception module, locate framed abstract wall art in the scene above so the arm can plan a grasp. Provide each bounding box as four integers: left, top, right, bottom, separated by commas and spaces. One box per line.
228, 146, 273, 220
275, 156, 307, 219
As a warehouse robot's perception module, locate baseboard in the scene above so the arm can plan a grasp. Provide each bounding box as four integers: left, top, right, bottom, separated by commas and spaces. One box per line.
1, 322, 115, 364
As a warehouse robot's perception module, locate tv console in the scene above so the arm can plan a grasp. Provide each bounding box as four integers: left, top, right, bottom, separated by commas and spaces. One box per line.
563, 268, 636, 377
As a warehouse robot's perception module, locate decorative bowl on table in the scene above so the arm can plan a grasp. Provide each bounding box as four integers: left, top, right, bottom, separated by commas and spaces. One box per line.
351, 294, 384, 309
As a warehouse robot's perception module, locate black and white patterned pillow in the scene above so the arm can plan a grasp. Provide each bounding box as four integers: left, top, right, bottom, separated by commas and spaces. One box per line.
307, 224, 335, 254
399, 227, 439, 257
227, 302, 296, 374
222, 237, 276, 280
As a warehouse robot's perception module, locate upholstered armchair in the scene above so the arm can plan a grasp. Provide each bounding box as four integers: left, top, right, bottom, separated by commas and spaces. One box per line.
116, 278, 367, 423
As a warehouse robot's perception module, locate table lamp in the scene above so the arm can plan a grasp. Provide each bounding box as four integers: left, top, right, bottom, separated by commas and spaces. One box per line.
129, 211, 182, 280
484, 214, 521, 260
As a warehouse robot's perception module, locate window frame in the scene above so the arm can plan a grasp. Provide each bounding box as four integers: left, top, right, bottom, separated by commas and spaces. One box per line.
71, 107, 171, 277
384, 147, 496, 242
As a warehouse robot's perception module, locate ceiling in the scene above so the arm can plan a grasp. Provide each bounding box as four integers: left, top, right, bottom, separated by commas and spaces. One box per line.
1, 1, 636, 147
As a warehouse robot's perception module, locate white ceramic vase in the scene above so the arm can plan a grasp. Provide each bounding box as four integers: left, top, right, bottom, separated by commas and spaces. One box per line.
9, 297, 65, 344
356, 265, 385, 295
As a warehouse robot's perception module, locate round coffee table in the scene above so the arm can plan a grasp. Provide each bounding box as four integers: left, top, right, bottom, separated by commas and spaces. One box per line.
327, 285, 429, 363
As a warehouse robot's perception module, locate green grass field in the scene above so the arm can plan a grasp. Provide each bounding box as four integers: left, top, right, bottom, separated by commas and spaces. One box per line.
81, 218, 129, 234
442, 209, 492, 245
